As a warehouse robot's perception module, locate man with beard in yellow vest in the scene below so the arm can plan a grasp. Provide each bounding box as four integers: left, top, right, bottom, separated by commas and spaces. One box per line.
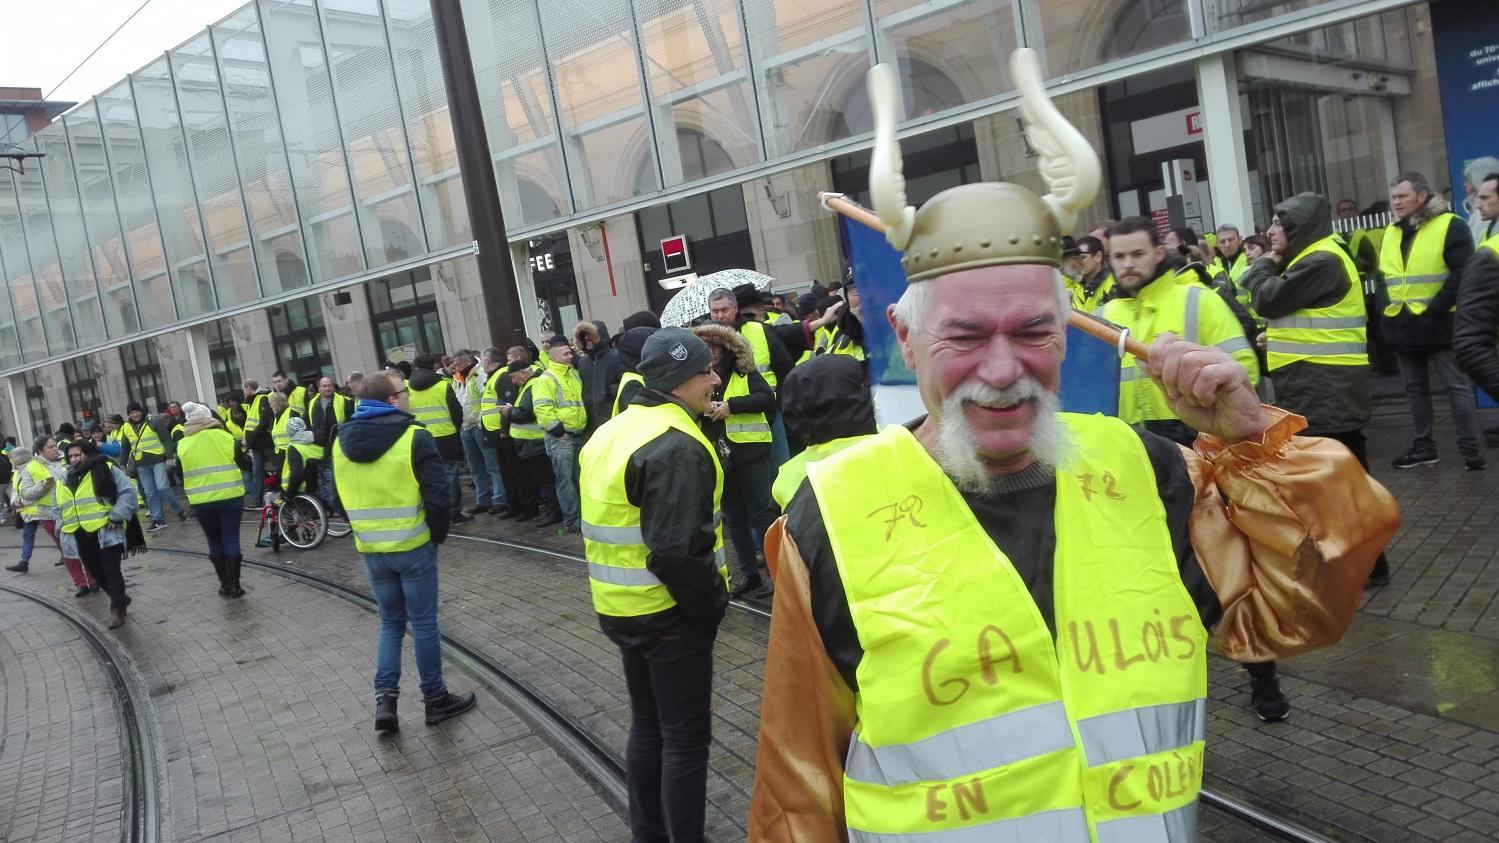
747, 53, 1398, 842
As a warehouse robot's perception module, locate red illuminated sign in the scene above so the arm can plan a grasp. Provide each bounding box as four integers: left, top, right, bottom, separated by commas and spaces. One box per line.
661, 235, 691, 273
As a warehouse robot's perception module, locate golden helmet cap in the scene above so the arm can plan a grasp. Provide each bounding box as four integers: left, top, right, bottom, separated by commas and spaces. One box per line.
867, 50, 1101, 284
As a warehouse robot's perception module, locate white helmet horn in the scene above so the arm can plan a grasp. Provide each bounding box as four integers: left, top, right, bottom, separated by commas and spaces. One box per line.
1011, 48, 1102, 234
866, 63, 916, 251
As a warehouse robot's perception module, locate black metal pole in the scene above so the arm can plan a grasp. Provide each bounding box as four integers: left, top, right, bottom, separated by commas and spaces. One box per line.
429, 0, 526, 350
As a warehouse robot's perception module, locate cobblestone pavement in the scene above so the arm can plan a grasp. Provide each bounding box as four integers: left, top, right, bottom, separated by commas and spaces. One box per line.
0, 591, 124, 842
0, 549, 627, 843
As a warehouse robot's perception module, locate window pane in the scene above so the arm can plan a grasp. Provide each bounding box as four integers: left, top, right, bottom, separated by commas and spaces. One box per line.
64, 102, 141, 337
321, 0, 427, 267
1040, 0, 1190, 75
873, 0, 1014, 114
11, 149, 76, 353
0, 175, 43, 363
1206, 0, 1339, 34
98, 80, 176, 329
742, 0, 872, 156
708, 186, 748, 235
539, 0, 657, 209
260, 0, 364, 282
36, 127, 108, 347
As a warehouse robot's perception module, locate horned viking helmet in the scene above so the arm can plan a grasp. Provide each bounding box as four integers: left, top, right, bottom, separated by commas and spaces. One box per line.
868, 49, 1102, 282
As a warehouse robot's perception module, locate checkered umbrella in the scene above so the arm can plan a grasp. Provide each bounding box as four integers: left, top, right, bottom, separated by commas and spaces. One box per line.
659, 268, 775, 327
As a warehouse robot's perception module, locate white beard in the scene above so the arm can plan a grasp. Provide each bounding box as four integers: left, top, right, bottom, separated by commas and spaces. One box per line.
934, 379, 1071, 495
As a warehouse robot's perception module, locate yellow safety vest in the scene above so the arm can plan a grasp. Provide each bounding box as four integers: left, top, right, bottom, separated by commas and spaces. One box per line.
177, 428, 244, 506
334, 426, 430, 553
1226, 251, 1249, 284
809, 417, 1205, 842
479, 370, 506, 433
510, 379, 545, 440
1099, 276, 1258, 424
1380, 213, 1457, 316
765, 311, 790, 325
18, 460, 55, 517
722, 371, 771, 444
408, 379, 457, 438
58, 472, 112, 534
740, 320, 778, 389
770, 435, 867, 510
283, 442, 325, 479
270, 408, 300, 453
817, 325, 867, 361
613, 371, 644, 416
533, 363, 587, 433
334, 395, 352, 424
579, 402, 727, 617
244, 393, 268, 435
1068, 273, 1115, 312
285, 384, 307, 416
127, 421, 164, 461
1481, 230, 1499, 259
1266, 236, 1368, 370
225, 418, 245, 443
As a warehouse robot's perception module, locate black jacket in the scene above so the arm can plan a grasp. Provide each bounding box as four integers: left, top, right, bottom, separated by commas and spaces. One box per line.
506, 375, 547, 460
1241, 192, 1371, 434
575, 321, 624, 437
245, 388, 274, 453
1456, 244, 1499, 399
332, 411, 451, 545
597, 388, 729, 646
738, 316, 794, 391
408, 367, 464, 462
308, 394, 352, 448
695, 323, 776, 467
1380, 195, 1474, 351
781, 355, 877, 447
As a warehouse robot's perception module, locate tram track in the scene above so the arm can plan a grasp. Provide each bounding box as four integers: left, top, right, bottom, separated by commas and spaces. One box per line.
0, 583, 161, 843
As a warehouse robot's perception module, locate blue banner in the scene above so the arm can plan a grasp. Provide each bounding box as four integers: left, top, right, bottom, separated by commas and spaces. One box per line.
1432, 3, 1499, 205
839, 215, 1119, 415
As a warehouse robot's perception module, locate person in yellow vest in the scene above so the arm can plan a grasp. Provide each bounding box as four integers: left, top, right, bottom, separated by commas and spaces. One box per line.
273, 369, 307, 418
1217, 223, 1251, 287
242, 379, 275, 509
1456, 171, 1499, 449
503, 358, 562, 527
579, 326, 728, 842
453, 351, 503, 516
61, 438, 147, 630
1065, 235, 1114, 311
177, 402, 248, 597
1098, 217, 1261, 445
332, 370, 475, 733
749, 66, 1399, 840
709, 284, 796, 466
408, 353, 470, 524
1380, 171, 1482, 470
530, 336, 587, 533
475, 348, 520, 518
771, 355, 876, 511
813, 277, 868, 363
612, 318, 658, 417
6, 439, 94, 596
1242, 193, 1389, 590
122, 401, 187, 531
693, 323, 777, 599
267, 391, 301, 458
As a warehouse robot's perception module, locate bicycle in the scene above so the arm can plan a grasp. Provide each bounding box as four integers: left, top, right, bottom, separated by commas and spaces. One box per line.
254, 474, 337, 551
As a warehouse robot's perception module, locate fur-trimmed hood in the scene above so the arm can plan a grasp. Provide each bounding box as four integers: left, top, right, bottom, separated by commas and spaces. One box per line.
573, 320, 610, 352
691, 323, 755, 374
1408, 191, 1450, 229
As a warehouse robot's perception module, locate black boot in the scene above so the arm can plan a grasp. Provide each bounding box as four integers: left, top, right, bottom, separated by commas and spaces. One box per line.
1247, 662, 1290, 722
374, 694, 399, 733
424, 690, 477, 725
5, 561, 28, 573
729, 573, 763, 598
209, 555, 229, 596
225, 554, 245, 598
1364, 554, 1392, 589
534, 508, 562, 528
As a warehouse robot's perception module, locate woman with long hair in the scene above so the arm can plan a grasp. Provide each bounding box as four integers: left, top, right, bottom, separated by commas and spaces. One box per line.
61, 438, 148, 629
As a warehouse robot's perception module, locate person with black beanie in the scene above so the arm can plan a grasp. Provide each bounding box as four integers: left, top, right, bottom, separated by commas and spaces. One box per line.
61, 438, 148, 629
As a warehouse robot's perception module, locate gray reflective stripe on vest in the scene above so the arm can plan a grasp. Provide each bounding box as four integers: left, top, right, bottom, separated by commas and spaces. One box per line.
1266, 315, 1365, 329
1094, 800, 1197, 843
532, 397, 555, 406
848, 807, 1089, 843
1119, 366, 1141, 383
1390, 273, 1445, 285
190, 480, 244, 494
1183, 285, 1201, 345
726, 422, 771, 434
1077, 698, 1205, 767
345, 504, 424, 519
714, 546, 726, 566
184, 465, 236, 478
1215, 336, 1252, 354
479, 408, 502, 417
845, 701, 1073, 787
354, 524, 429, 543
756, 363, 770, 373
1266, 340, 1367, 356
582, 521, 644, 545
511, 423, 542, 432
588, 562, 663, 587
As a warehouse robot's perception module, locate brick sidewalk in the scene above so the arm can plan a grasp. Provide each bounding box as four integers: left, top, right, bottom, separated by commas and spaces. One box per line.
0, 591, 124, 842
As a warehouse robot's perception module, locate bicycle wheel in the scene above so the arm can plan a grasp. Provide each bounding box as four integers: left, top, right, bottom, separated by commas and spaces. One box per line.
324, 507, 352, 539
276, 495, 327, 550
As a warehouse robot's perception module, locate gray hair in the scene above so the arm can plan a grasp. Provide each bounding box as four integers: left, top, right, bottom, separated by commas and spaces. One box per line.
9, 447, 31, 464
481, 346, 504, 365
242, 378, 258, 391
1216, 224, 1240, 235
892, 270, 1072, 335
1465, 157, 1499, 190
268, 392, 288, 412
707, 288, 736, 306
1392, 172, 1431, 195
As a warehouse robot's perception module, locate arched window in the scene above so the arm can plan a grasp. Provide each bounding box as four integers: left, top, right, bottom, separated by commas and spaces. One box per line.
632, 128, 738, 194
1104, 0, 1190, 61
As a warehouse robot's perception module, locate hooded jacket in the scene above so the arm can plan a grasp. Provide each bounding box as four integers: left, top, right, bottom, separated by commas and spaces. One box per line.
333, 408, 451, 545
245, 387, 275, 452
613, 326, 657, 412
1240, 193, 1371, 434
1456, 236, 1499, 399
408, 367, 464, 462
693, 323, 776, 467
1380, 192, 1474, 351
574, 321, 624, 436
780, 355, 877, 448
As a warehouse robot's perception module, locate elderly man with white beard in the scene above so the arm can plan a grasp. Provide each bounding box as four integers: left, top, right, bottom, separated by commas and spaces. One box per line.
746, 52, 1399, 843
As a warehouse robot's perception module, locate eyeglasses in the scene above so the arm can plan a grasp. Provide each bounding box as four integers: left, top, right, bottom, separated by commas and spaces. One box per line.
393, 388, 408, 398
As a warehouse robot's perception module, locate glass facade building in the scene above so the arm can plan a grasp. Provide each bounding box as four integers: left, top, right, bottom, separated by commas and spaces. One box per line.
0, 0, 1478, 440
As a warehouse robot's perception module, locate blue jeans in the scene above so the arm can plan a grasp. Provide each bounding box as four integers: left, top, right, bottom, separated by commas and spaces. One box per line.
543, 434, 581, 528
246, 449, 269, 505
19, 519, 38, 562
193, 498, 242, 557
769, 413, 790, 469
442, 459, 463, 513
363, 543, 446, 700
460, 426, 504, 507
137, 461, 184, 523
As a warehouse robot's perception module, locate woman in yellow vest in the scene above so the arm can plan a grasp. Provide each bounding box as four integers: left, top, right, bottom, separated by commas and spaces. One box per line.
6, 438, 95, 596
60, 438, 147, 629
177, 402, 249, 597
693, 324, 777, 599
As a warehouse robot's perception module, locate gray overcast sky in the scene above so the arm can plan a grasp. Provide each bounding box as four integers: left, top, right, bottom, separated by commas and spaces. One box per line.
1, 0, 246, 106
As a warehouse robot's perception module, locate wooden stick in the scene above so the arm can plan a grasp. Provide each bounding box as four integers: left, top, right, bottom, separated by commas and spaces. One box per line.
817, 191, 1152, 362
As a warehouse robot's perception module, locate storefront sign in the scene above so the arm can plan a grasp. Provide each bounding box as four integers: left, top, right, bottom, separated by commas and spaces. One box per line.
1131, 107, 1203, 156
1432, 3, 1499, 204
661, 235, 691, 273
